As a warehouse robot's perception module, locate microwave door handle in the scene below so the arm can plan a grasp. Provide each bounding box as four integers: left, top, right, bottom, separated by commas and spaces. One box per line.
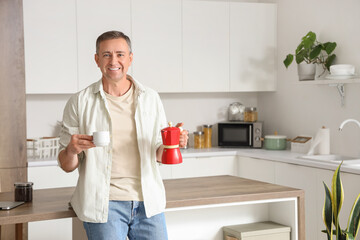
249, 125, 252, 146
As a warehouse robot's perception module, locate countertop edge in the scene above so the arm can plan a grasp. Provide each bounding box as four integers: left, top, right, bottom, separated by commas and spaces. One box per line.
27, 147, 360, 175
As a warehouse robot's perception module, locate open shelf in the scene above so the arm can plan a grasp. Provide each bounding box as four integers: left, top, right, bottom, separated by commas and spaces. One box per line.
296, 78, 360, 85
296, 78, 360, 107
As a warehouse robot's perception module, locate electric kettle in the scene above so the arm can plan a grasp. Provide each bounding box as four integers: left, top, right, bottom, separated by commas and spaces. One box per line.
161, 122, 183, 164
228, 102, 245, 121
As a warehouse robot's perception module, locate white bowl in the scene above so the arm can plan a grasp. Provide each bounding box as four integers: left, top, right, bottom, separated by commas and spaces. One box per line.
330, 64, 355, 75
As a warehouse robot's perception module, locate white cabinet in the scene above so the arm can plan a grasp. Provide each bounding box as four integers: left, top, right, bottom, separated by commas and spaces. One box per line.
24, 1, 276, 93
274, 162, 317, 240
229, 3, 277, 92
76, 0, 132, 90
237, 156, 360, 240
238, 156, 320, 240
159, 156, 238, 179
171, 156, 237, 179
132, 0, 182, 92
27, 166, 78, 240
28, 165, 78, 189
23, 0, 78, 94
159, 163, 173, 180
182, 1, 230, 92
237, 156, 275, 183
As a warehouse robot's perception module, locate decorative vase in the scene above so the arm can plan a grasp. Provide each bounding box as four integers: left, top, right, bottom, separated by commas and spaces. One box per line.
297, 63, 316, 81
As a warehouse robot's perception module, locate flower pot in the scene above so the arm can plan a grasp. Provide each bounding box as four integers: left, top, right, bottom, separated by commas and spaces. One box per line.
297, 63, 316, 81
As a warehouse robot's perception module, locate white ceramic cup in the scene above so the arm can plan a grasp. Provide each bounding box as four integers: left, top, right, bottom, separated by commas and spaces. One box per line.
93, 131, 110, 147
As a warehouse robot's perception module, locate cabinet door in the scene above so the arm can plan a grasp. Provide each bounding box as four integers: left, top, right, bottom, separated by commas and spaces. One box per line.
182, 1, 229, 92
23, 0, 78, 94
132, 0, 182, 92
28, 166, 78, 189
237, 156, 275, 183
230, 3, 276, 92
275, 162, 317, 240
159, 164, 173, 180
172, 156, 237, 179
76, 0, 131, 90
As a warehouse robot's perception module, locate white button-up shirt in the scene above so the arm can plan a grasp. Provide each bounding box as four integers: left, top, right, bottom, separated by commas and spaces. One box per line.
58, 76, 167, 222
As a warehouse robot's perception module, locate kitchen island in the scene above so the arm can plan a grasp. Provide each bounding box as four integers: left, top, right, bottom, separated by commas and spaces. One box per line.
0, 175, 304, 240
32, 147, 358, 240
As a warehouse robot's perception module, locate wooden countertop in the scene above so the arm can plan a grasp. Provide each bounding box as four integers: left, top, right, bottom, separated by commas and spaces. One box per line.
0, 175, 304, 225
164, 175, 304, 208
0, 187, 76, 225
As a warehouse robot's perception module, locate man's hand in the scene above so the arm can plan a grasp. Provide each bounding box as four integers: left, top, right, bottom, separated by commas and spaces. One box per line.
66, 134, 96, 155
59, 134, 95, 172
175, 123, 189, 148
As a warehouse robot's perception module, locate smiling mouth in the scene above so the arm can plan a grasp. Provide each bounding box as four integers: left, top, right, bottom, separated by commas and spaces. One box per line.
109, 67, 120, 71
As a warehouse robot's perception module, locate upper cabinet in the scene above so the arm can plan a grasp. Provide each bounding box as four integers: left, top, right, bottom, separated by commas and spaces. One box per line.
182, 1, 230, 92
23, 0, 78, 94
76, 0, 131, 90
132, 0, 182, 93
230, 3, 277, 92
23, 0, 276, 94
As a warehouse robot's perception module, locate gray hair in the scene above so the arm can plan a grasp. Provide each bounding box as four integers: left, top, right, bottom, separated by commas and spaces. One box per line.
96, 31, 132, 54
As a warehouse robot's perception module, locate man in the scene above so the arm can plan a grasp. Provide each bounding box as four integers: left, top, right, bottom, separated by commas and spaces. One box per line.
58, 30, 188, 240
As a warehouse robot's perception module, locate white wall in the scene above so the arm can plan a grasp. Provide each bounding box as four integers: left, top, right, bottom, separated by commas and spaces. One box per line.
258, 0, 360, 157
26, 92, 257, 147
27, 0, 360, 157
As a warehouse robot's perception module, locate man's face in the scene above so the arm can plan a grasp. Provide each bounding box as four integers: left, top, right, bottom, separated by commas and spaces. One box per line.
95, 38, 133, 83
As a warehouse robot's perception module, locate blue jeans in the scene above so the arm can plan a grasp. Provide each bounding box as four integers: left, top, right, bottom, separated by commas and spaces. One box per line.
83, 201, 168, 240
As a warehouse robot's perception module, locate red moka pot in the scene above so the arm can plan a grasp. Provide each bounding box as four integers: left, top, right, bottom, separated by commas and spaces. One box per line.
161, 122, 183, 164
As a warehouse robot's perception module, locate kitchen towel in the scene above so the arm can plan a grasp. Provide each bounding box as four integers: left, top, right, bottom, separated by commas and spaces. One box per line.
307, 127, 330, 155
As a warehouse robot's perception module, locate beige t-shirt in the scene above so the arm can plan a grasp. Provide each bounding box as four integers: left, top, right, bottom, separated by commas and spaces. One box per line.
105, 84, 143, 201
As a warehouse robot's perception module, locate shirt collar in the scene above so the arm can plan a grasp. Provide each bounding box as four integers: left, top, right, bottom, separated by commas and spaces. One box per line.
93, 75, 145, 97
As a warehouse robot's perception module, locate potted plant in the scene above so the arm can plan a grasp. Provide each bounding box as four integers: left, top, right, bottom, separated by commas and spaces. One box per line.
283, 31, 337, 80
322, 162, 360, 240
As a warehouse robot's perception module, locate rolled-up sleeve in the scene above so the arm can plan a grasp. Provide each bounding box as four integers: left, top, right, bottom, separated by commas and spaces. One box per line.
58, 94, 85, 165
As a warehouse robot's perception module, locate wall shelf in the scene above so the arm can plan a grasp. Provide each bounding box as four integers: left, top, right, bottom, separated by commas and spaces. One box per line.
296, 78, 360, 106
296, 78, 360, 85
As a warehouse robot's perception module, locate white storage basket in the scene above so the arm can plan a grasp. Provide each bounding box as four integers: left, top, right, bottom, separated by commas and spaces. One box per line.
27, 137, 60, 159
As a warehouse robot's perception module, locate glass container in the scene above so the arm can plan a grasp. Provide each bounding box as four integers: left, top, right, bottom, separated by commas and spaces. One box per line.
203, 124, 213, 148
244, 107, 258, 122
14, 182, 34, 202
193, 131, 205, 149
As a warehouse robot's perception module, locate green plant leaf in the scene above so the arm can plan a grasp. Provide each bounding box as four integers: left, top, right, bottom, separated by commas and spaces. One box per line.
347, 194, 360, 239
296, 42, 304, 54
302, 31, 316, 49
295, 50, 306, 64
310, 45, 322, 60
332, 163, 344, 239
324, 42, 337, 55
323, 182, 333, 239
325, 54, 337, 71
283, 54, 294, 68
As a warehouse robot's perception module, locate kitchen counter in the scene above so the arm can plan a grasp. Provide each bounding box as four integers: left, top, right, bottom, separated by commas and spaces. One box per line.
0, 175, 303, 221
28, 147, 360, 174
4, 175, 301, 240
181, 147, 360, 174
